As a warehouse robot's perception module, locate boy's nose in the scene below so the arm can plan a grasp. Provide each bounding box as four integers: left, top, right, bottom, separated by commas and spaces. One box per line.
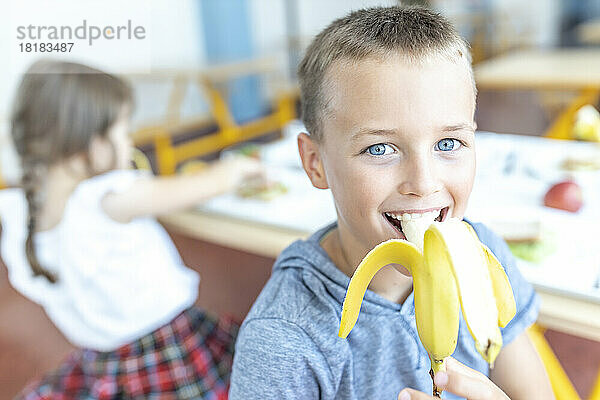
396, 157, 441, 198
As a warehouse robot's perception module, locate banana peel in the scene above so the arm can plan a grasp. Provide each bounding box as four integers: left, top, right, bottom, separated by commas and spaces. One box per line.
338, 219, 516, 397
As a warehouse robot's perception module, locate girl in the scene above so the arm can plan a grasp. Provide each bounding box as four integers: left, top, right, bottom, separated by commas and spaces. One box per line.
0, 59, 261, 399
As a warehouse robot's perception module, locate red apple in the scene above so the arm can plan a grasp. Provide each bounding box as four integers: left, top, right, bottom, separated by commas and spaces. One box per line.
543, 181, 583, 212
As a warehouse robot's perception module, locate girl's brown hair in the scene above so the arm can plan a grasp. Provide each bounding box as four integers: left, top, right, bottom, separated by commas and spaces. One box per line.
10, 59, 132, 283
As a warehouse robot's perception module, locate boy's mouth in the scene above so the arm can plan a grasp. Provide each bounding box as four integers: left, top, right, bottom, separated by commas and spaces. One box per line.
383, 207, 448, 239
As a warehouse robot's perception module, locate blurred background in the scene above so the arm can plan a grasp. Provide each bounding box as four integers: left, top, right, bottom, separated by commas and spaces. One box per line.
1, 0, 600, 399
1, 0, 600, 180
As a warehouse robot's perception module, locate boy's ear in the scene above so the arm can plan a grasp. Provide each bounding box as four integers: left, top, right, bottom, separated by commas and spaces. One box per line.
298, 132, 328, 189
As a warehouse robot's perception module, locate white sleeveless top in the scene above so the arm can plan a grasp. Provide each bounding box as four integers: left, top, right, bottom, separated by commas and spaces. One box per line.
0, 170, 199, 351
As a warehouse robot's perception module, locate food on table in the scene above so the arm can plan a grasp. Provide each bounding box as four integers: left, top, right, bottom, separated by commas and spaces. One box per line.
339, 218, 515, 397
486, 219, 555, 263
178, 160, 208, 175
225, 143, 262, 160
573, 104, 600, 142
486, 220, 541, 243
507, 233, 555, 264
543, 181, 583, 213
236, 177, 288, 201
131, 148, 152, 171
561, 157, 600, 172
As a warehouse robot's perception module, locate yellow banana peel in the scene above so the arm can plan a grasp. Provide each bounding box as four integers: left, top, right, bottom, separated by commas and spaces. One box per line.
338, 218, 516, 396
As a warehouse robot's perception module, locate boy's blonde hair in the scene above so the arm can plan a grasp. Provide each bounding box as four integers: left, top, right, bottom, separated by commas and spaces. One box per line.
298, 6, 474, 141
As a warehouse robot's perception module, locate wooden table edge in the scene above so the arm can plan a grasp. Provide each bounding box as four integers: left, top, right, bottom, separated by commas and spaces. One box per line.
161, 210, 600, 342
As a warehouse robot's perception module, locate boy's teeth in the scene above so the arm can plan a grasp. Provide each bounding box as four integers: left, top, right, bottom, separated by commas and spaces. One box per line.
386, 210, 441, 222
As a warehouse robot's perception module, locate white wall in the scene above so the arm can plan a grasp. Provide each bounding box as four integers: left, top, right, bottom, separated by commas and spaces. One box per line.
0, 0, 204, 121
249, 0, 397, 57
0, 0, 567, 126
1, 0, 399, 132
0, 0, 564, 183
435, 0, 561, 49
0, 0, 205, 181
490, 0, 561, 48
296, 0, 398, 38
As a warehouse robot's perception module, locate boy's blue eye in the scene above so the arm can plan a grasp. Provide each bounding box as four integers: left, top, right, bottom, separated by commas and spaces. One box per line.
366, 143, 393, 156
435, 138, 459, 151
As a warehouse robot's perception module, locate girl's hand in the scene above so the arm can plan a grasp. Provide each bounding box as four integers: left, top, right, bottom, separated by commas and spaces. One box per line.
214, 155, 265, 189
398, 358, 510, 400
102, 155, 265, 221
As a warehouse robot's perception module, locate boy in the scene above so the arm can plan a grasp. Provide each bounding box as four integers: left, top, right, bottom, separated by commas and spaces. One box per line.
230, 6, 553, 399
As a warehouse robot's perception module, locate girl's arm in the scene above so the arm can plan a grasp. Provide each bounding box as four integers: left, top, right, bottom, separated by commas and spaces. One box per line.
101, 156, 263, 222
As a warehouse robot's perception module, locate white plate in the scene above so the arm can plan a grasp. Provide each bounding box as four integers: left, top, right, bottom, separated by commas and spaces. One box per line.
467, 205, 600, 298
198, 166, 337, 233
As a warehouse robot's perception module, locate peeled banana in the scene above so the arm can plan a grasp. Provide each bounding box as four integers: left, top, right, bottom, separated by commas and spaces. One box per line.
338, 218, 516, 397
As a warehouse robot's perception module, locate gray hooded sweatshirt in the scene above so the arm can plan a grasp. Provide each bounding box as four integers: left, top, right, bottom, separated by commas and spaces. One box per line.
230, 221, 539, 399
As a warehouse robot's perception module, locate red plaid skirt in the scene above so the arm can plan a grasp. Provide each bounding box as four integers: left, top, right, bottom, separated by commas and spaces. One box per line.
17, 307, 239, 400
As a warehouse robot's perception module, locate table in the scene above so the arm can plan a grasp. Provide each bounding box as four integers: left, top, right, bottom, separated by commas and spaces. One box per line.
475, 48, 600, 89
160, 130, 600, 342
474, 49, 600, 139
160, 128, 600, 399
162, 210, 600, 342
161, 210, 305, 259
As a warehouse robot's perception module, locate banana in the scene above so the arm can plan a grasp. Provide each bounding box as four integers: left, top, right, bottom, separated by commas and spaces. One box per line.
338, 218, 516, 397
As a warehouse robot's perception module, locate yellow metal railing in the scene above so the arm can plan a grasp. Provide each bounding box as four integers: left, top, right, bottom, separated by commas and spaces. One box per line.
0, 163, 6, 189
128, 58, 298, 175
152, 80, 297, 175
544, 88, 600, 140
590, 369, 600, 400
528, 323, 600, 400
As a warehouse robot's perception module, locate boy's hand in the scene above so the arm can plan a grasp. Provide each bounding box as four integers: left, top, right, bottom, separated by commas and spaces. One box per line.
398, 358, 510, 400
